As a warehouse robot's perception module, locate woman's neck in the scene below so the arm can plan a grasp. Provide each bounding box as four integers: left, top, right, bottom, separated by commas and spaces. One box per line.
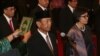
76, 22, 85, 31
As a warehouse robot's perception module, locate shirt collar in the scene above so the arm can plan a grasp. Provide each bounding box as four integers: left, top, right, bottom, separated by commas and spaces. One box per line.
37, 29, 49, 41
38, 4, 47, 11
76, 23, 86, 32
68, 5, 74, 13
3, 14, 12, 23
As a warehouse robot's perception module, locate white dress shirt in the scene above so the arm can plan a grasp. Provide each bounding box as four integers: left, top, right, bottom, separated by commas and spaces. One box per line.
68, 5, 74, 13
38, 4, 47, 11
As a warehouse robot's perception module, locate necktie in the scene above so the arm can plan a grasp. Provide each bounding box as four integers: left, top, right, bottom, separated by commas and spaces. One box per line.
46, 35, 53, 52
9, 19, 14, 31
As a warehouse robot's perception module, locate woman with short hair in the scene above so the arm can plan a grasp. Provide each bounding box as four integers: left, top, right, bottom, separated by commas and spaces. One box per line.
67, 7, 93, 56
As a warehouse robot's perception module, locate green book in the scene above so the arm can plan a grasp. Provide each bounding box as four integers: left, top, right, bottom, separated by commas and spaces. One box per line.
19, 17, 33, 35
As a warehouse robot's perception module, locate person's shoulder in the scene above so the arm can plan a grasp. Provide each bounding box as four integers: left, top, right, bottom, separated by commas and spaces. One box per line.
27, 30, 43, 45
29, 30, 40, 40
68, 25, 77, 33
0, 15, 4, 18
85, 25, 91, 31
32, 6, 42, 11
60, 6, 70, 13
29, 5, 42, 16
0, 15, 5, 21
49, 32, 56, 38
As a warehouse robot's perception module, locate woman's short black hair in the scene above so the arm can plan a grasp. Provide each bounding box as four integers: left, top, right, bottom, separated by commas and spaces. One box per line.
73, 7, 89, 22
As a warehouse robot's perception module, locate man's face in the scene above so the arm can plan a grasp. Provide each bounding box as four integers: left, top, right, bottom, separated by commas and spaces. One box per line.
4, 6, 16, 18
69, 0, 77, 8
39, 0, 49, 8
36, 18, 52, 32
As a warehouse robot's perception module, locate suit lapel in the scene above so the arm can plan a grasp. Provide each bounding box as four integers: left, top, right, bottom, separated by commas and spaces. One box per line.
66, 6, 73, 15
49, 33, 57, 56
2, 16, 14, 32
37, 31, 55, 56
0, 16, 13, 39
1, 15, 19, 33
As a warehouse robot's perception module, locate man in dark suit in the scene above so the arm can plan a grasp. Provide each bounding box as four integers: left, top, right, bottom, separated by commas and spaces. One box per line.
59, 0, 78, 34
0, 0, 21, 47
29, 0, 49, 17
27, 11, 58, 56
0, 0, 31, 56
59, 0, 78, 56
29, 0, 50, 34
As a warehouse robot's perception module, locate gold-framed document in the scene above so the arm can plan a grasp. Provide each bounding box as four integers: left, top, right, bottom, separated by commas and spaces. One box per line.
19, 17, 33, 35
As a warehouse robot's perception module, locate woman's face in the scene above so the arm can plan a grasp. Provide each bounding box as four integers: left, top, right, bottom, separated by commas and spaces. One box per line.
78, 12, 89, 25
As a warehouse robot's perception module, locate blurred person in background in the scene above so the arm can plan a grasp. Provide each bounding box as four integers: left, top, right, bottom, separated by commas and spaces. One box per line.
0, 0, 31, 56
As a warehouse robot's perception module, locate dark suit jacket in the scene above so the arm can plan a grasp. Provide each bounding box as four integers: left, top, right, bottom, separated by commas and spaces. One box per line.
93, 6, 100, 56
59, 6, 75, 33
0, 15, 18, 37
94, 6, 100, 34
29, 5, 49, 17
27, 30, 58, 56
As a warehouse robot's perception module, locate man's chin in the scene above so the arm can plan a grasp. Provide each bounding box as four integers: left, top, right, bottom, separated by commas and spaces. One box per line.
10, 15, 14, 17
46, 29, 51, 32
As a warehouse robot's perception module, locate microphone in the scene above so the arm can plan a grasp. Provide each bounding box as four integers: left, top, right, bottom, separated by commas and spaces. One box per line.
60, 32, 75, 44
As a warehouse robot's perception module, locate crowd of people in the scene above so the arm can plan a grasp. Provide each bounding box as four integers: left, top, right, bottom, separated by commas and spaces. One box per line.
0, 0, 99, 56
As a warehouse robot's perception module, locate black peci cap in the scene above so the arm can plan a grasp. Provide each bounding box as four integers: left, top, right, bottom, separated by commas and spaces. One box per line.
34, 11, 50, 21
0, 0, 15, 10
